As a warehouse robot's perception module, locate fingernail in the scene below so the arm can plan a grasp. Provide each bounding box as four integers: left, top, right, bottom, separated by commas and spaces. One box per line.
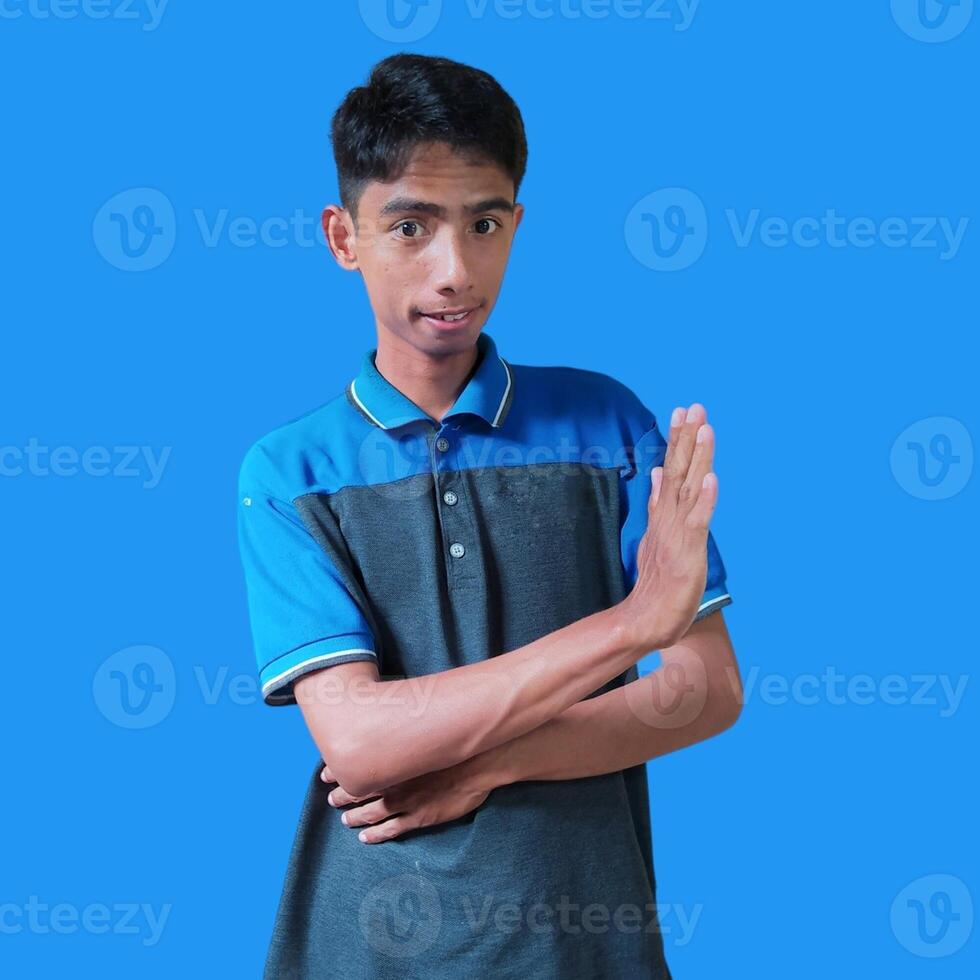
359, 831, 368, 842
341, 812, 348, 825
671, 407, 686, 427
696, 425, 706, 443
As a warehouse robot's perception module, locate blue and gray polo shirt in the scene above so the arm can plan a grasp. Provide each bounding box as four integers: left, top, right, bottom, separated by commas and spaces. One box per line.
238, 329, 732, 979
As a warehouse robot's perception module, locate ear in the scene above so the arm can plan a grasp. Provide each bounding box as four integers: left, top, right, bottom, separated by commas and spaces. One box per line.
322, 205, 359, 271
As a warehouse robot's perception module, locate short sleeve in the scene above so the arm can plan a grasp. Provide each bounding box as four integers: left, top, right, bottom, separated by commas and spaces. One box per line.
237, 454, 378, 707
619, 414, 733, 627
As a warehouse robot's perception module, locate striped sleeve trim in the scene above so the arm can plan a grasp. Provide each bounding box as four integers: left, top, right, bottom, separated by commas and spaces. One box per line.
692, 586, 733, 623
260, 633, 378, 706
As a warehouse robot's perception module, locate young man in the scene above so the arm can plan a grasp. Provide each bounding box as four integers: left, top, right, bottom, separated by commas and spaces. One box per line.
238, 53, 742, 979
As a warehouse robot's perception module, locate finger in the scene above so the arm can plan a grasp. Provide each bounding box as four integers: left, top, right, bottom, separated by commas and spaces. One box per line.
341, 798, 398, 828
328, 785, 380, 806
359, 815, 412, 844
661, 404, 705, 507
327, 786, 358, 806
678, 423, 715, 515
684, 471, 718, 533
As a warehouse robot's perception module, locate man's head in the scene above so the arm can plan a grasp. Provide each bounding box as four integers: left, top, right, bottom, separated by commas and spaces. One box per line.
323, 54, 527, 357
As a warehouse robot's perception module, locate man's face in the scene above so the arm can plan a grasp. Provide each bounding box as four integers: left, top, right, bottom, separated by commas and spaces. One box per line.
324, 141, 524, 356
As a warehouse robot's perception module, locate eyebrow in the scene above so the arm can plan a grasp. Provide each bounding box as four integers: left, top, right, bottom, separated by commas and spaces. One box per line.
377, 196, 515, 219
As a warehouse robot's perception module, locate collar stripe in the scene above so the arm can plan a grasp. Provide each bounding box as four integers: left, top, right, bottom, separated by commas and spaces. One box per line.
348, 378, 389, 430
492, 358, 513, 427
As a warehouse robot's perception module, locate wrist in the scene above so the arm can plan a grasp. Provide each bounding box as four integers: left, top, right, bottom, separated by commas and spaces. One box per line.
462, 740, 521, 794
608, 597, 661, 658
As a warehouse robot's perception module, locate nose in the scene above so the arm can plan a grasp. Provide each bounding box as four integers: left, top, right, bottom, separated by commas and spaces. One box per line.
429, 226, 474, 295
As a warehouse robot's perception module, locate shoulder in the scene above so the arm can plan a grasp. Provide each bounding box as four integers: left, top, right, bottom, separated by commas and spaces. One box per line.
238, 389, 354, 500
508, 361, 657, 435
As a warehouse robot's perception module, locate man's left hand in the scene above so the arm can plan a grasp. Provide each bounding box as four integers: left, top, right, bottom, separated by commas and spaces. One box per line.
319, 758, 493, 844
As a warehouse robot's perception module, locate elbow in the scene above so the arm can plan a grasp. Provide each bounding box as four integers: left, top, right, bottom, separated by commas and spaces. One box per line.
327, 729, 389, 799
713, 684, 743, 735
707, 656, 744, 736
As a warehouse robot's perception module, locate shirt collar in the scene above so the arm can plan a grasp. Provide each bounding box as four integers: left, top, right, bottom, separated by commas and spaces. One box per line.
347, 330, 515, 432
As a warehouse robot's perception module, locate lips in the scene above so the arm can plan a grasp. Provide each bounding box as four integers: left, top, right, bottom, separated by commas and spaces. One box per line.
420, 307, 475, 321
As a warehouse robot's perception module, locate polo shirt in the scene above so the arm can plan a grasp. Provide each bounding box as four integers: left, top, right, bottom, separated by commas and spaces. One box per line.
238, 329, 732, 979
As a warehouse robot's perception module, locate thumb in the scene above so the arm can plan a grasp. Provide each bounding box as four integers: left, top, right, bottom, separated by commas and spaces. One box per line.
650, 466, 664, 510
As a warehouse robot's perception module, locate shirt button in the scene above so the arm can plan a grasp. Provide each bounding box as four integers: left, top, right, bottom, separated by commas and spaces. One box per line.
449, 542, 465, 558
436, 437, 450, 452
443, 490, 458, 506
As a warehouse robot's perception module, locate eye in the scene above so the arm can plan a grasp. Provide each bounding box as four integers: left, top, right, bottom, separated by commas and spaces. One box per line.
474, 217, 501, 235
394, 220, 425, 239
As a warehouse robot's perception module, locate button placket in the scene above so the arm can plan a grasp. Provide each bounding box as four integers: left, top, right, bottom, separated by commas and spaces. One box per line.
431, 427, 467, 589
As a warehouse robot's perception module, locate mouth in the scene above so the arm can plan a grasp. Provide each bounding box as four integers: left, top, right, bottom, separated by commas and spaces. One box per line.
416, 303, 482, 328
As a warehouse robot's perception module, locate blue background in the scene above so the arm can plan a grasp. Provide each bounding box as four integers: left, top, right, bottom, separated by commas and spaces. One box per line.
2, 1, 976, 975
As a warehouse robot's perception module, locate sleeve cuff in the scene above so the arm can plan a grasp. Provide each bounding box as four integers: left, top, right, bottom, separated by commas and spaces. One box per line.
692, 585, 733, 623
259, 632, 378, 706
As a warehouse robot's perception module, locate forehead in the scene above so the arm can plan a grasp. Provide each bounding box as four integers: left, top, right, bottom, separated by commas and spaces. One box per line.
360, 142, 514, 214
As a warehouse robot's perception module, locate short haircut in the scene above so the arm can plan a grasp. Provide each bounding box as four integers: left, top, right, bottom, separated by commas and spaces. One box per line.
331, 53, 528, 223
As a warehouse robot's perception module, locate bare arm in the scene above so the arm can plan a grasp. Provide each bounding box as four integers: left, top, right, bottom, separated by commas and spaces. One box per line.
323, 611, 742, 845
297, 403, 719, 799
296, 605, 645, 798
466, 609, 742, 788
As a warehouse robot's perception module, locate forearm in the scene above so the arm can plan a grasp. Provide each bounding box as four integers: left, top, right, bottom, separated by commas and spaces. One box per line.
467, 626, 743, 787
306, 605, 650, 797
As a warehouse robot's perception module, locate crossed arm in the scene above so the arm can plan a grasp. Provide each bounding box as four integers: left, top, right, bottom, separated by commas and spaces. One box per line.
295, 607, 742, 843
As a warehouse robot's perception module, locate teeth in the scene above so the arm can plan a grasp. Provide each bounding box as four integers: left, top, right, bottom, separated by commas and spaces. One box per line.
432, 311, 468, 321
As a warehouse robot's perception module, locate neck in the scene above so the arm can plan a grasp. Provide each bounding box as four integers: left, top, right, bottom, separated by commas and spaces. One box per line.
373, 326, 481, 424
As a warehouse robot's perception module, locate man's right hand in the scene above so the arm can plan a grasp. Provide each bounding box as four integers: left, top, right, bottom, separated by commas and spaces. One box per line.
617, 403, 719, 652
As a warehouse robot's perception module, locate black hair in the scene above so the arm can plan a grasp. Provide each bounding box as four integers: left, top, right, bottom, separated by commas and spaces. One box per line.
331, 53, 528, 223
